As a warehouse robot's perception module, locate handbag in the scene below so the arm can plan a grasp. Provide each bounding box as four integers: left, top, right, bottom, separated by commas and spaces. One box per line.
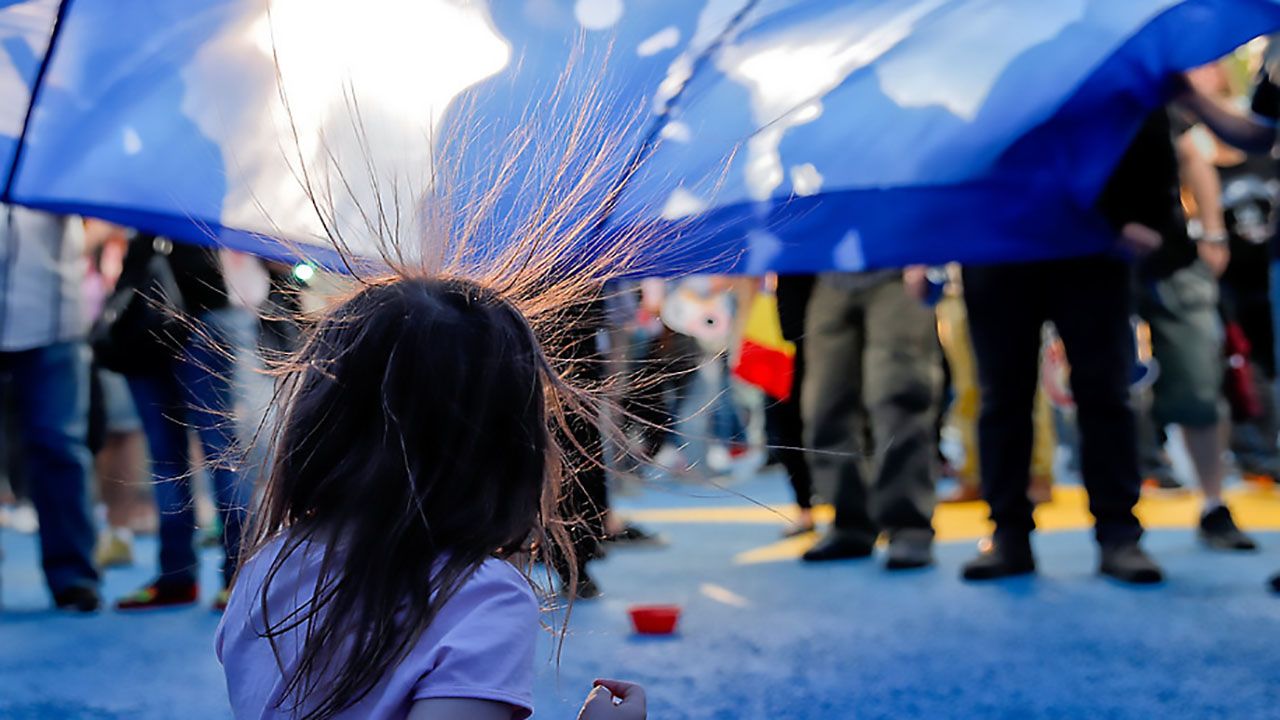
90, 235, 189, 376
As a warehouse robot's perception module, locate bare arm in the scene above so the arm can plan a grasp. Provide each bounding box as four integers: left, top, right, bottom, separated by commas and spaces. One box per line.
407, 699, 518, 720
1176, 132, 1226, 237
1176, 131, 1229, 276
1177, 83, 1277, 154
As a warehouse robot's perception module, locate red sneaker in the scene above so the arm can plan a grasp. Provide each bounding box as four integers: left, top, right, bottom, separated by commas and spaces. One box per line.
115, 581, 199, 611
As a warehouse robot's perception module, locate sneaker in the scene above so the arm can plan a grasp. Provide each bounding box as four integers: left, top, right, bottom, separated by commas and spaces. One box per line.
962, 537, 1035, 581
801, 531, 874, 562
6, 503, 39, 534
1199, 506, 1259, 551
212, 588, 231, 613
116, 581, 199, 611
1099, 542, 1164, 584
885, 532, 933, 570
95, 531, 134, 569
53, 586, 102, 613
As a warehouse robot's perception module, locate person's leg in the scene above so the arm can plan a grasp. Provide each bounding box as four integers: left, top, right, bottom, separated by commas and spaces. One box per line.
863, 277, 940, 567
962, 264, 1044, 544
94, 367, 149, 567
1049, 257, 1145, 549
550, 306, 612, 598
1029, 385, 1057, 504
773, 275, 815, 527
765, 342, 814, 528
8, 342, 100, 603
554, 412, 609, 598
1142, 264, 1255, 550
179, 312, 251, 588
1232, 296, 1280, 477
936, 294, 982, 500
1236, 362, 1280, 478
127, 370, 199, 588
624, 334, 670, 459
1135, 384, 1181, 489
801, 277, 876, 557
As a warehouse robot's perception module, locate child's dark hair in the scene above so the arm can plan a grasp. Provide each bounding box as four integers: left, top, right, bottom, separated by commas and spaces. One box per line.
236, 57, 679, 718
251, 275, 567, 719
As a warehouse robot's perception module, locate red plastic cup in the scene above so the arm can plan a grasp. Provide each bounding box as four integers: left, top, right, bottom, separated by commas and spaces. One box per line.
628, 604, 681, 635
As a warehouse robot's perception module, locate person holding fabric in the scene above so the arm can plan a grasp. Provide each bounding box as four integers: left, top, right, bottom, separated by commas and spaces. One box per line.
0, 205, 101, 611
799, 267, 941, 570
960, 115, 1176, 584
113, 233, 251, 611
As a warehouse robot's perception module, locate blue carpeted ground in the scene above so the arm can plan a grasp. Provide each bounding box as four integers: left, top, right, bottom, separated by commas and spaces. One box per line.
2, 475, 1278, 719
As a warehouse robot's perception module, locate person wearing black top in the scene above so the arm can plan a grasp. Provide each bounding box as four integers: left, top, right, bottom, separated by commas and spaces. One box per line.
113, 234, 250, 611
960, 115, 1176, 585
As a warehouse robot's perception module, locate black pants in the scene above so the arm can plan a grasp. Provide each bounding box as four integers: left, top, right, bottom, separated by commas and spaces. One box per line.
552, 301, 610, 583
767, 275, 815, 509
765, 344, 812, 508
963, 256, 1142, 547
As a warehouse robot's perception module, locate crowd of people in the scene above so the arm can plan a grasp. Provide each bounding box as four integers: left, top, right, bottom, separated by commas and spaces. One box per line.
0, 44, 1279, 720
2, 54, 1280, 616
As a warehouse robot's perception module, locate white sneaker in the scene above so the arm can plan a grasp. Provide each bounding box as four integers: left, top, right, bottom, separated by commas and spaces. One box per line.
8, 503, 38, 534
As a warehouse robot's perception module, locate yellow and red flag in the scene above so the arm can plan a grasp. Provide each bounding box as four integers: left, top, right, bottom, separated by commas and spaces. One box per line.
732, 291, 796, 401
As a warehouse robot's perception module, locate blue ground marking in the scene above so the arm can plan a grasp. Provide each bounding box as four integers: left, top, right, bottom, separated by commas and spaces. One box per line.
2, 489, 1277, 719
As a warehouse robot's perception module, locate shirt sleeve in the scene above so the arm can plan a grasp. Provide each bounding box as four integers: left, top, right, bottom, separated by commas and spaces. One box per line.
1253, 67, 1280, 120
410, 564, 540, 719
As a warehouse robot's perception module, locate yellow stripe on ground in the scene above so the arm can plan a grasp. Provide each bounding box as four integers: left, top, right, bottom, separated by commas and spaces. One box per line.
625, 485, 1280, 565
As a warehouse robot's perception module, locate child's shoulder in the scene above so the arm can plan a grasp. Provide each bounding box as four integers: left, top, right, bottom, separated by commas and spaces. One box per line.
423, 558, 540, 656
455, 558, 538, 611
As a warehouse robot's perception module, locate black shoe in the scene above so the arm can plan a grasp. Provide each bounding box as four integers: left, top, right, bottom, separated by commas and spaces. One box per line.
1199, 506, 1258, 551
1270, 573, 1280, 594
801, 531, 874, 562
572, 574, 602, 600
1099, 542, 1163, 584
962, 537, 1035, 581
885, 532, 934, 570
604, 523, 668, 548
54, 585, 102, 613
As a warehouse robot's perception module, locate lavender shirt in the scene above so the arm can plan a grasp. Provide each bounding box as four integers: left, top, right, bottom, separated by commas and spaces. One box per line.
216, 539, 538, 719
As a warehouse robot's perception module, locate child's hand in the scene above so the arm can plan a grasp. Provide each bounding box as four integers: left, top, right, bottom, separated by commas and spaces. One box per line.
577, 679, 646, 720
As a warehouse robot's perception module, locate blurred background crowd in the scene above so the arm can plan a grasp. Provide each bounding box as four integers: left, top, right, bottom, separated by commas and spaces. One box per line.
2, 38, 1279, 614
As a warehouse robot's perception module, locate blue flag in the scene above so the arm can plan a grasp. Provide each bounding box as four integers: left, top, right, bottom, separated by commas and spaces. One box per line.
1, 0, 1277, 272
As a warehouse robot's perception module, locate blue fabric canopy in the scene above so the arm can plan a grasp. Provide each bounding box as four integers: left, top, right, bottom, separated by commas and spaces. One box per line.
1, 0, 1277, 273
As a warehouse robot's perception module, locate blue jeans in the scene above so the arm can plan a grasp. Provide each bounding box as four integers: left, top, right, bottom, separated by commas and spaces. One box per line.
128, 310, 249, 587
709, 354, 746, 446
1, 342, 99, 594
